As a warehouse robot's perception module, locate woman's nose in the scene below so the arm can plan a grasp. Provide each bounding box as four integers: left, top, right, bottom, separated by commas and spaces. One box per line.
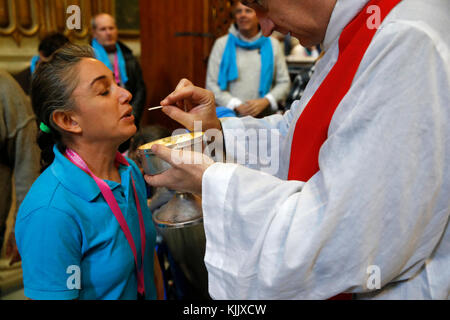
118, 86, 133, 104
237, 11, 246, 18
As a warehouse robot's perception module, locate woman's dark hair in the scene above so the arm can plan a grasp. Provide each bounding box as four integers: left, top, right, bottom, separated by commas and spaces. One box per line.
31, 44, 95, 171
38, 33, 70, 58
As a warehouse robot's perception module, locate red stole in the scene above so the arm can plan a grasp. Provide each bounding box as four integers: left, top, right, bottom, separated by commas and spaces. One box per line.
287, 0, 402, 299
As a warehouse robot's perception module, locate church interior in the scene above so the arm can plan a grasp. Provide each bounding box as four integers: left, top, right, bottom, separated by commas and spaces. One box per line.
2, 0, 446, 302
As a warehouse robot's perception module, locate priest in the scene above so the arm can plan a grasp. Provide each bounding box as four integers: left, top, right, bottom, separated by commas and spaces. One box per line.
145, 0, 449, 299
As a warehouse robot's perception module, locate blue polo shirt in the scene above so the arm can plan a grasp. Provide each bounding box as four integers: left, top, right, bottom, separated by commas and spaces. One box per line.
15, 146, 157, 300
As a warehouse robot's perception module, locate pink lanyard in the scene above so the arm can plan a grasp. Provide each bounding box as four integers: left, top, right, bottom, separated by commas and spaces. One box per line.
114, 53, 121, 85
65, 149, 146, 297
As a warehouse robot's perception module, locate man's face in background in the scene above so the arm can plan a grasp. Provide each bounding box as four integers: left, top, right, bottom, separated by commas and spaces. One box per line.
92, 14, 118, 49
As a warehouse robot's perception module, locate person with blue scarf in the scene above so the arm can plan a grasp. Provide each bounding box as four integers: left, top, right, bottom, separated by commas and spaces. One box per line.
91, 13, 146, 141
206, 1, 290, 118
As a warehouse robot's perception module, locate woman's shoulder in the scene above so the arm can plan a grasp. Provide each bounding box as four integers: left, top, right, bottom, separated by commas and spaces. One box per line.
216, 33, 230, 44
212, 34, 230, 52
17, 169, 57, 212
15, 191, 81, 251
16, 166, 77, 224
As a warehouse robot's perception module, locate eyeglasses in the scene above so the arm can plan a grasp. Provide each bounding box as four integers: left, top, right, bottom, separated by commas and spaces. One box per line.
241, 0, 267, 11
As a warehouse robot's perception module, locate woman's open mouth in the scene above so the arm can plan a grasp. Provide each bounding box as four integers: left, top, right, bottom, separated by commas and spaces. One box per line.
121, 109, 135, 122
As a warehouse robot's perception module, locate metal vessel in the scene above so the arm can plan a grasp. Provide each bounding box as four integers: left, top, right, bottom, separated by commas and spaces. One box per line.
153, 192, 209, 299
138, 132, 209, 299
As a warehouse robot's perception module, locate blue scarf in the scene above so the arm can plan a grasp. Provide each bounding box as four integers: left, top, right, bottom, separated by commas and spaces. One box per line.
30, 55, 40, 74
218, 33, 274, 97
216, 106, 237, 118
91, 39, 129, 85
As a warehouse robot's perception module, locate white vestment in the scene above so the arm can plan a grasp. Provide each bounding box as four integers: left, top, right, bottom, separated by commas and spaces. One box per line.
201, 0, 450, 299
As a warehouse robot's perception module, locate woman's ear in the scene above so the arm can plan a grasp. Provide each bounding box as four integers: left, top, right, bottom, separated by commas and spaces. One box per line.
52, 110, 82, 134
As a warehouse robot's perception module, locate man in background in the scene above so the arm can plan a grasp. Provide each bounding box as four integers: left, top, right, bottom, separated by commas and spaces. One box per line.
0, 70, 40, 265
206, 1, 290, 118
91, 13, 146, 132
13, 33, 69, 96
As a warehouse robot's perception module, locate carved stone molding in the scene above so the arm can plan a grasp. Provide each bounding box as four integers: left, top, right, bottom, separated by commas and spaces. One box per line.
0, 0, 39, 44
0, 0, 133, 46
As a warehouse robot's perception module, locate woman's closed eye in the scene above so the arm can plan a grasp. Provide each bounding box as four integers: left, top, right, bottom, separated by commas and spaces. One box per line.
100, 88, 110, 96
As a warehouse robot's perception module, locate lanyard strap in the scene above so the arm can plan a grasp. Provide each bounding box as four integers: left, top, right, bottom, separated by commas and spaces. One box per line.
114, 53, 121, 85
65, 149, 146, 296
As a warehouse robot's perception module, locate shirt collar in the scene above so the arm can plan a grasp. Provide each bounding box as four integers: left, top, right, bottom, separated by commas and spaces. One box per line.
322, 0, 370, 52
229, 23, 263, 42
51, 145, 131, 202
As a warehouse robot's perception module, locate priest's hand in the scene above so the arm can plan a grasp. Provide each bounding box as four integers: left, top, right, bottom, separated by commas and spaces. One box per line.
144, 144, 215, 196
160, 79, 222, 132
235, 98, 270, 117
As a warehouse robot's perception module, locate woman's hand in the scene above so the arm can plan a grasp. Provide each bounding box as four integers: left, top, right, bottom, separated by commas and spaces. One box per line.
144, 144, 215, 196
235, 98, 270, 117
160, 79, 222, 132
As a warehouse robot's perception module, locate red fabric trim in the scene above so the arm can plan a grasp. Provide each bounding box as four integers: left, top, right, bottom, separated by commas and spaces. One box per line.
329, 293, 353, 300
